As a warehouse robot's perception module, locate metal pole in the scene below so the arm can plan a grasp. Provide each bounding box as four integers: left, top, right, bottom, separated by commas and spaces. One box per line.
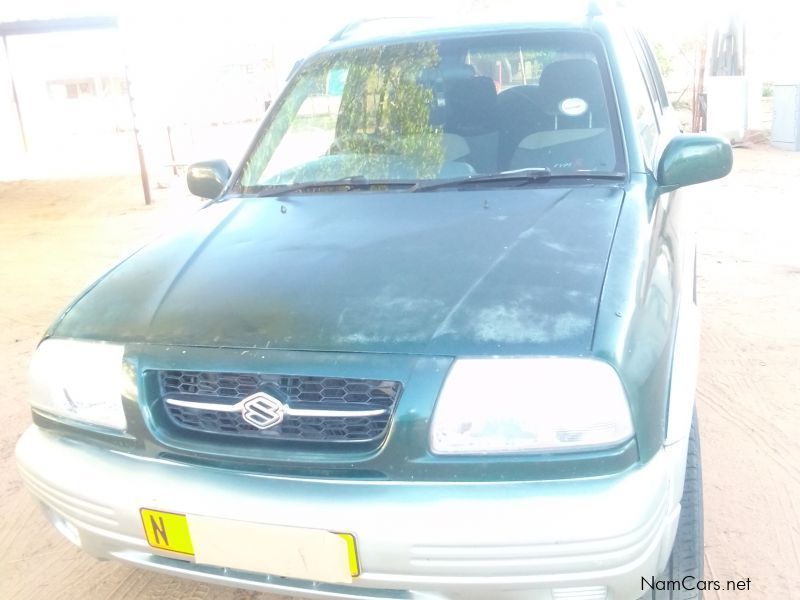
2, 34, 28, 153
123, 61, 151, 205
166, 125, 177, 176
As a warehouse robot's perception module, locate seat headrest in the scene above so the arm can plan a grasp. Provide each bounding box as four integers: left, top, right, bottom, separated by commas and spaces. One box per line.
538, 59, 606, 115
444, 75, 498, 135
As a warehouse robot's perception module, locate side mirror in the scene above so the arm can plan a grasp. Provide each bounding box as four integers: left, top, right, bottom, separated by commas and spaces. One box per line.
187, 160, 232, 199
657, 134, 732, 192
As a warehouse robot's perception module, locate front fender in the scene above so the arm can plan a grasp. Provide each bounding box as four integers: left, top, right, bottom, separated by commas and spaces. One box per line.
592, 175, 695, 462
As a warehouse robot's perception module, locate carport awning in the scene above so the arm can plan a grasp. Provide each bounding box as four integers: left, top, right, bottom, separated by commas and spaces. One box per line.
0, 16, 117, 36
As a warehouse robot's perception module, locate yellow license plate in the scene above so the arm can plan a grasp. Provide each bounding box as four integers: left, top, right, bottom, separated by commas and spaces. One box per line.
139, 508, 360, 577
140, 508, 195, 555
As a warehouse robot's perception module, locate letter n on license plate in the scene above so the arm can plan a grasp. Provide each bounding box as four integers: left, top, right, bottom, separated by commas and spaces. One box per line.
140, 508, 195, 555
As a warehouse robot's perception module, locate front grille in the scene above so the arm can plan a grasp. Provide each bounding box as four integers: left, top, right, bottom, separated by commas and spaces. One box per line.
158, 370, 401, 443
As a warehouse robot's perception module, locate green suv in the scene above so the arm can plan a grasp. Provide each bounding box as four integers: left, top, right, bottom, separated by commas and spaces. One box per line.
16, 7, 731, 600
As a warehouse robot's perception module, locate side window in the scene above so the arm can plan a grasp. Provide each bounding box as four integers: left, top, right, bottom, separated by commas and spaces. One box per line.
628, 70, 659, 161
630, 36, 663, 119
637, 32, 670, 110
618, 33, 660, 167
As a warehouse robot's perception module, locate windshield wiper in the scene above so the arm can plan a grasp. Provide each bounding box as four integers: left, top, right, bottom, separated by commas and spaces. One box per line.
254, 176, 416, 197
410, 168, 626, 192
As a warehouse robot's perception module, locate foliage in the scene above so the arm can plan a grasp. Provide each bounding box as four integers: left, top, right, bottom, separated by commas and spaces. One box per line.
652, 42, 673, 79
335, 43, 444, 178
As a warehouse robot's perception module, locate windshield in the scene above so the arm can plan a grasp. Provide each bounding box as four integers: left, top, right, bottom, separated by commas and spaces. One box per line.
234, 32, 624, 193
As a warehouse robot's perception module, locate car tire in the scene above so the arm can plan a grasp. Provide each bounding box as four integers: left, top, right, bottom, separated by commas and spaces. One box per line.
643, 409, 704, 600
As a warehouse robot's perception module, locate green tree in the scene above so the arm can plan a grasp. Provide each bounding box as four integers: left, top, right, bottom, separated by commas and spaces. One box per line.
335, 43, 444, 178
652, 42, 673, 78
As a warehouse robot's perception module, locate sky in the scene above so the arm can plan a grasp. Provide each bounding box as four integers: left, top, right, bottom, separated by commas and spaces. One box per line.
1, 0, 798, 78
0, 0, 784, 41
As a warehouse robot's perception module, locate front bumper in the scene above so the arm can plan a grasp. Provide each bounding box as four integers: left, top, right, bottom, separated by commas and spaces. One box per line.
16, 426, 683, 600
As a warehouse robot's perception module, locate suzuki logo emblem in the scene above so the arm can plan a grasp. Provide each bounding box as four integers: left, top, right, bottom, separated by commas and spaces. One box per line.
241, 392, 284, 430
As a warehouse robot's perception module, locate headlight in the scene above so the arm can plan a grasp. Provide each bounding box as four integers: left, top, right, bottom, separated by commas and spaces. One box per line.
29, 339, 128, 431
430, 358, 634, 454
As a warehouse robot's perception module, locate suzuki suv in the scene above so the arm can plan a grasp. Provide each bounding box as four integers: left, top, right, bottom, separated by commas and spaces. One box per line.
16, 7, 731, 600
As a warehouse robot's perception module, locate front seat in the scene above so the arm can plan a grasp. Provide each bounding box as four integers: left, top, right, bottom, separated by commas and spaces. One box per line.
510, 59, 615, 172
443, 72, 499, 173
497, 85, 550, 169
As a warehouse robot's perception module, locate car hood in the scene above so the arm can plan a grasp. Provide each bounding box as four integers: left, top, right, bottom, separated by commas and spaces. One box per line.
53, 186, 624, 356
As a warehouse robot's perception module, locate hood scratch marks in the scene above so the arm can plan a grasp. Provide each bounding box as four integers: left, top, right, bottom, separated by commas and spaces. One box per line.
473, 305, 592, 343
429, 188, 574, 341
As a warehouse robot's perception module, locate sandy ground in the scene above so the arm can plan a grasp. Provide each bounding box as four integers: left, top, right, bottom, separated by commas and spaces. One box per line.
0, 147, 798, 598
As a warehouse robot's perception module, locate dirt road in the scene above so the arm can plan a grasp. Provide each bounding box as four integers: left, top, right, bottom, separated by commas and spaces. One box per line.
1, 147, 798, 598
